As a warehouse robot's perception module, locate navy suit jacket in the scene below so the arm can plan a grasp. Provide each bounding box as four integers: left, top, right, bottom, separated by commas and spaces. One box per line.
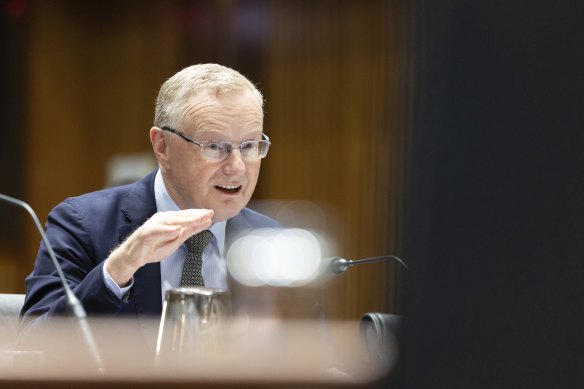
21, 170, 280, 322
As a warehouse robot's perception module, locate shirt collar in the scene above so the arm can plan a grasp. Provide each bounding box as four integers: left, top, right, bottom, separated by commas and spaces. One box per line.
154, 169, 226, 256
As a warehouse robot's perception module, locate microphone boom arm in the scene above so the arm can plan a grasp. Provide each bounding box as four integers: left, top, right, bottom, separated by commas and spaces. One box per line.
0, 194, 84, 317
0, 193, 104, 371
330, 255, 408, 274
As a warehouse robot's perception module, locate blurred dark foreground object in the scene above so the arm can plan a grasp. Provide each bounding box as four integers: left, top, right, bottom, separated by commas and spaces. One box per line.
399, 0, 584, 388
360, 312, 401, 365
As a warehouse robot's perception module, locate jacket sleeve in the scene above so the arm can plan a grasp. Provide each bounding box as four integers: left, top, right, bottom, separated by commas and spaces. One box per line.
20, 199, 124, 322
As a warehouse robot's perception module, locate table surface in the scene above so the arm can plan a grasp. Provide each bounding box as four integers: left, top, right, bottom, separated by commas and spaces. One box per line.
0, 316, 392, 388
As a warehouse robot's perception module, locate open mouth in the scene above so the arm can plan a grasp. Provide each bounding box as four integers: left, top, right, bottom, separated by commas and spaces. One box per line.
215, 184, 242, 194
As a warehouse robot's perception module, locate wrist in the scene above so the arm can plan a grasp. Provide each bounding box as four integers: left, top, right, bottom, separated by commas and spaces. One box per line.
105, 248, 140, 287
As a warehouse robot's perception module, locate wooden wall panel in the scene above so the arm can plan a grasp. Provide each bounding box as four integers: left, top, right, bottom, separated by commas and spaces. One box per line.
262, 1, 411, 319
19, 0, 183, 291
2, 1, 413, 325
0, 0, 28, 292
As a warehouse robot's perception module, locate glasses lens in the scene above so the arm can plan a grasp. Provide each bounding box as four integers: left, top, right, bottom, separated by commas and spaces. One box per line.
202, 141, 231, 161
201, 140, 270, 161
240, 141, 260, 160
241, 141, 270, 160
257, 141, 270, 158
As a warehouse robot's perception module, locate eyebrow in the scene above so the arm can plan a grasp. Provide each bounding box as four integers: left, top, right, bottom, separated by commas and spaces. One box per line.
194, 129, 263, 140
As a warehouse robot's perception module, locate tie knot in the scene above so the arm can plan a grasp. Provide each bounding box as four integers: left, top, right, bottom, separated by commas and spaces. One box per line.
187, 230, 214, 251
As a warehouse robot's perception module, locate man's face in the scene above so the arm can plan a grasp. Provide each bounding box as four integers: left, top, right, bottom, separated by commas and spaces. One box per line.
154, 89, 264, 222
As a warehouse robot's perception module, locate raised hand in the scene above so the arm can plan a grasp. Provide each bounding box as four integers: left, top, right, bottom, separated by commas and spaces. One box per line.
104, 209, 214, 286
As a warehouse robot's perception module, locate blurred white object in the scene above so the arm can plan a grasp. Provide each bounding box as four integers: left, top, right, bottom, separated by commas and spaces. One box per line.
105, 152, 157, 187
227, 228, 327, 287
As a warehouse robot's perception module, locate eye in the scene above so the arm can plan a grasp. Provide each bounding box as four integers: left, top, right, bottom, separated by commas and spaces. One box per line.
206, 142, 224, 151
241, 141, 257, 150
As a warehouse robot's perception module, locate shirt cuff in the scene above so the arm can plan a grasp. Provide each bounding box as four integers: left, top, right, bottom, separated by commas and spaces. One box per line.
102, 263, 134, 301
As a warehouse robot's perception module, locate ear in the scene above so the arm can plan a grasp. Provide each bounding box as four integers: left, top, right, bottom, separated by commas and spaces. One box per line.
150, 127, 170, 168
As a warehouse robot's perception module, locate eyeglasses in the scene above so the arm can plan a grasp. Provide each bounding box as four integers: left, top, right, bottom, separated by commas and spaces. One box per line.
161, 126, 271, 162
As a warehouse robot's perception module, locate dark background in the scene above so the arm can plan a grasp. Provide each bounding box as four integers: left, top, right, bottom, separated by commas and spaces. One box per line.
396, 0, 584, 387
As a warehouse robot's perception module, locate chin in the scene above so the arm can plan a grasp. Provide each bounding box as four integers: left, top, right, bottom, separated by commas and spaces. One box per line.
215, 198, 249, 220
212, 208, 242, 223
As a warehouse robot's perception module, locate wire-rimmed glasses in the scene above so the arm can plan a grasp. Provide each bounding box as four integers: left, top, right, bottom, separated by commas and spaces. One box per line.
161, 126, 271, 162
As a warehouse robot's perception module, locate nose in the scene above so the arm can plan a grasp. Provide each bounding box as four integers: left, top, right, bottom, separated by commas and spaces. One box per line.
222, 148, 246, 175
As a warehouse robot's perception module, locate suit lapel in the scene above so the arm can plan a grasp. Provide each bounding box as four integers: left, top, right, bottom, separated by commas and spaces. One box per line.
225, 211, 254, 251
117, 171, 162, 317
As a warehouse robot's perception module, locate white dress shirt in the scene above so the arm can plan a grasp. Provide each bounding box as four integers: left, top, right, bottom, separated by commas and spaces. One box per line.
103, 170, 227, 304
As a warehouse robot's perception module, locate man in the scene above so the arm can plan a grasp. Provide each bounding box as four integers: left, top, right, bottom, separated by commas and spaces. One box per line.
21, 63, 279, 324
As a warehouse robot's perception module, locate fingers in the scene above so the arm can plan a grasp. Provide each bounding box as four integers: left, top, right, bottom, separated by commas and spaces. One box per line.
108, 209, 214, 275
153, 209, 214, 228
159, 209, 214, 240
106, 209, 215, 286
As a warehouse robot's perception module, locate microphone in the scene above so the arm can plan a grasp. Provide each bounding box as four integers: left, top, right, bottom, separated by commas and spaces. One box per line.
0, 193, 104, 371
329, 255, 408, 274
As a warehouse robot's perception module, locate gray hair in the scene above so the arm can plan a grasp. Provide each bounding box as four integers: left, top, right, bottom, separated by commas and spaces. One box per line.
153, 63, 264, 128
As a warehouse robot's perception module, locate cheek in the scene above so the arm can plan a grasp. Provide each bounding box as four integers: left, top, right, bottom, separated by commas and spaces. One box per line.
169, 148, 197, 176
245, 164, 261, 191
174, 161, 215, 194
189, 167, 215, 189
246, 162, 261, 178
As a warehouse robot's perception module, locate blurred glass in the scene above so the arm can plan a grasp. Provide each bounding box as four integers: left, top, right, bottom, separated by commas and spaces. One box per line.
156, 287, 231, 356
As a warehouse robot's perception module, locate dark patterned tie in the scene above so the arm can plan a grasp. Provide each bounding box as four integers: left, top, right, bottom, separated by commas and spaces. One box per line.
180, 230, 214, 287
